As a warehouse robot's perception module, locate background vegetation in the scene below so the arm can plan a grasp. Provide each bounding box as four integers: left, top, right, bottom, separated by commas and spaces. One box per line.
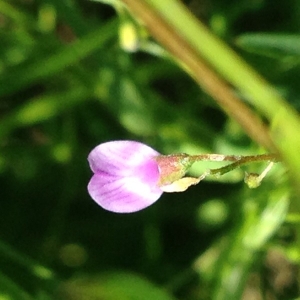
1, 0, 300, 299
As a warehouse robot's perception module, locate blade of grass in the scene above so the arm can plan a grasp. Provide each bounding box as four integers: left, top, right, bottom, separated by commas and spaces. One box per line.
0, 0, 35, 28
212, 190, 289, 300
0, 271, 34, 300
0, 240, 55, 282
0, 18, 117, 97
236, 33, 300, 56
0, 86, 89, 139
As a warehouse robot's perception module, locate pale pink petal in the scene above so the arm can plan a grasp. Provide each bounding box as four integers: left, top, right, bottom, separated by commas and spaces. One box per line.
88, 172, 163, 213
87, 140, 163, 213
88, 140, 160, 176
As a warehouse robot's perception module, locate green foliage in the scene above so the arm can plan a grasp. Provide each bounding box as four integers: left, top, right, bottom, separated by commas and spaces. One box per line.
57, 272, 177, 300
0, 0, 300, 299
236, 33, 300, 57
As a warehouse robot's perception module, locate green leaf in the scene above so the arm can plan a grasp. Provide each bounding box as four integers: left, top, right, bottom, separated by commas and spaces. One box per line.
91, 0, 121, 6
0, 18, 117, 97
0, 271, 33, 300
0, 87, 89, 139
58, 272, 177, 300
236, 33, 300, 57
212, 187, 289, 300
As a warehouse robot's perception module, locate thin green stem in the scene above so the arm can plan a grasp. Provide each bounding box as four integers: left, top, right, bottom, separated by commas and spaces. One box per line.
208, 155, 277, 177
189, 153, 279, 181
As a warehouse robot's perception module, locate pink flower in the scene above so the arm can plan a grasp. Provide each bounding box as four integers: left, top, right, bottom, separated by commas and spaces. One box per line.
87, 140, 201, 213
87, 141, 163, 213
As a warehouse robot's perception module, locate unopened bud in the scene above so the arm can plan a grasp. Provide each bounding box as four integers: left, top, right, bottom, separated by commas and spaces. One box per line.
119, 22, 139, 52
244, 172, 261, 189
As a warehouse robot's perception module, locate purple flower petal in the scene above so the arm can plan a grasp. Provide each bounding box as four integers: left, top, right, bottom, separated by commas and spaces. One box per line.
87, 141, 163, 213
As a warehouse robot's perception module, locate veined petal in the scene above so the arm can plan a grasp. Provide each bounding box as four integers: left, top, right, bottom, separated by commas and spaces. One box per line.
88, 140, 161, 176
88, 172, 163, 213
87, 140, 163, 213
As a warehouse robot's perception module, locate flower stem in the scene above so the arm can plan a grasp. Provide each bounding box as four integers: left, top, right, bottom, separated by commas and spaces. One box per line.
256, 161, 275, 182
190, 153, 280, 179
189, 153, 279, 163
212, 155, 276, 176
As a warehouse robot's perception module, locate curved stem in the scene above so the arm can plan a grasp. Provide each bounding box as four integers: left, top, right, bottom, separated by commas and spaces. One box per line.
205, 154, 278, 177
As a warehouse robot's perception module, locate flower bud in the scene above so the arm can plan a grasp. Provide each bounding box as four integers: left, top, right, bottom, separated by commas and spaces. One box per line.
244, 172, 261, 189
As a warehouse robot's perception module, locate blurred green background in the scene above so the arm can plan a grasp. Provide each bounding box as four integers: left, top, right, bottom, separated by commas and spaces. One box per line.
1, 0, 300, 299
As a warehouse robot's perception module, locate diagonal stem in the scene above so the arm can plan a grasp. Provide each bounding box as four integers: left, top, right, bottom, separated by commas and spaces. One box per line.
120, 0, 276, 151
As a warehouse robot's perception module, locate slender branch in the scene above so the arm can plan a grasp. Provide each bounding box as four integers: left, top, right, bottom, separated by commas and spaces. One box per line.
204, 154, 278, 177
157, 152, 279, 186
189, 153, 279, 163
